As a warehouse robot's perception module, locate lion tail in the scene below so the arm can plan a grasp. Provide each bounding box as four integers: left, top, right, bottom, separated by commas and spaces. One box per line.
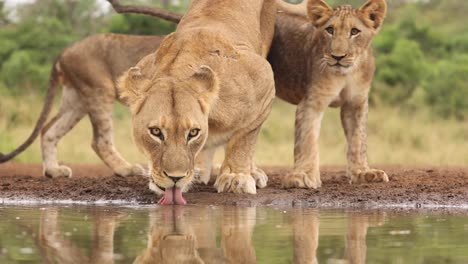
0, 57, 61, 163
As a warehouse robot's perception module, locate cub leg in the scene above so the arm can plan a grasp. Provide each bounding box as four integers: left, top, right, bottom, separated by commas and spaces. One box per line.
41, 87, 86, 178
345, 214, 369, 264
283, 94, 328, 189
88, 101, 144, 177
341, 99, 388, 184
221, 207, 257, 264
292, 209, 319, 264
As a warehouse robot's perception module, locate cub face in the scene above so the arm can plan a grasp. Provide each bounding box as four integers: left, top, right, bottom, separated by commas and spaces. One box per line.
307, 0, 387, 74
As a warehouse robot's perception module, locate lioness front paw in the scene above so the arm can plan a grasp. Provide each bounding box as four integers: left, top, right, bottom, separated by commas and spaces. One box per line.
349, 169, 389, 184
44, 165, 72, 178
114, 164, 146, 177
193, 167, 211, 185
214, 172, 256, 194
251, 166, 268, 188
282, 170, 321, 189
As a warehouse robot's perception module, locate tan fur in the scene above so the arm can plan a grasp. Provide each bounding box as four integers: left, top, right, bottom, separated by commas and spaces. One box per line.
134, 207, 256, 264
38, 208, 122, 264
268, 0, 389, 188
118, 0, 276, 195
289, 209, 385, 264
39, 33, 164, 178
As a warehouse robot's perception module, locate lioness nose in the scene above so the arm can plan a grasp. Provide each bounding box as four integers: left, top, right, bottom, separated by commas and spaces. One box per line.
332, 54, 347, 61
163, 171, 186, 183
168, 176, 184, 183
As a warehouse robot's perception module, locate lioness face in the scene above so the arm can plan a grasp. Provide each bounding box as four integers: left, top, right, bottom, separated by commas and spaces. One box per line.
308, 0, 386, 74
118, 65, 219, 203
133, 83, 208, 194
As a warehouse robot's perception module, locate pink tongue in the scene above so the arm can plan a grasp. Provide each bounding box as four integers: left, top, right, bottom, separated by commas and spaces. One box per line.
158, 187, 187, 205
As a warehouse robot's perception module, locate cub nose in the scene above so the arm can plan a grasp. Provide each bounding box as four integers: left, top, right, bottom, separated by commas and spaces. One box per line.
331, 54, 347, 61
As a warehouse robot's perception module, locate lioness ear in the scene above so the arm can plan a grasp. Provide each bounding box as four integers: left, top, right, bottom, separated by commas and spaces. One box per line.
117, 67, 151, 111
307, 0, 333, 27
358, 0, 387, 31
192, 65, 219, 114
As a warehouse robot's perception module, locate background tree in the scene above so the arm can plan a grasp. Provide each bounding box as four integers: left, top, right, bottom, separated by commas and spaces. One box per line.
0, 0, 467, 119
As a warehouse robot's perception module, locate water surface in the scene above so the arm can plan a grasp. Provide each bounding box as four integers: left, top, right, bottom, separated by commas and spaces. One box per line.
0, 205, 467, 263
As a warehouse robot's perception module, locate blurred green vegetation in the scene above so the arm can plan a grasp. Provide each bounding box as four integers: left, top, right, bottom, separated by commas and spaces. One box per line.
1, 0, 467, 119
0, 0, 181, 95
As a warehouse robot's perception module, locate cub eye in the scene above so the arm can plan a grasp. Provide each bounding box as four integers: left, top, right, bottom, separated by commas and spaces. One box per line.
187, 128, 200, 141
325, 26, 334, 35
351, 28, 361, 36
149, 127, 164, 140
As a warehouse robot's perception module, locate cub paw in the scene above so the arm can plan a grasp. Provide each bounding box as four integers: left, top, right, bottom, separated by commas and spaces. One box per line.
349, 169, 389, 184
282, 171, 321, 189
214, 172, 256, 194
114, 164, 146, 177
44, 165, 72, 178
251, 166, 268, 188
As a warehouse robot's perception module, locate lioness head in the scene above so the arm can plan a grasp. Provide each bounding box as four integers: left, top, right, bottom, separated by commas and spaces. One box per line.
118, 62, 219, 204
307, 0, 386, 74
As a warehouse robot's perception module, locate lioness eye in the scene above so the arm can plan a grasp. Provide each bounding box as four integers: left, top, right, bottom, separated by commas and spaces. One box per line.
149, 127, 164, 140
351, 28, 361, 36
187, 129, 200, 141
325, 26, 334, 35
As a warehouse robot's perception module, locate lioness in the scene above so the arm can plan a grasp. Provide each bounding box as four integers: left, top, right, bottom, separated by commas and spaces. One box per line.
117, 0, 276, 203
270, 0, 389, 188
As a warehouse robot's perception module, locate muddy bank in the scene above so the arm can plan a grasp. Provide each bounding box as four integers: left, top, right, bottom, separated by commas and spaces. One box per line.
1, 162, 468, 208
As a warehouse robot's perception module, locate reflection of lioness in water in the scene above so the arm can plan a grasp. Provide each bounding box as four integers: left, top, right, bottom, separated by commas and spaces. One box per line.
117, 0, 277, 203
134, 206, 257, 264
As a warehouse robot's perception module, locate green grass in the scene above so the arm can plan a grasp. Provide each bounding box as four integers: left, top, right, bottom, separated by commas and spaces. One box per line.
1, 94, 467, 166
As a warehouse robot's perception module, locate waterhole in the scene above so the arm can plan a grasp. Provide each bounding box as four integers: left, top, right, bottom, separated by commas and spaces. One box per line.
0, 205, 467, 263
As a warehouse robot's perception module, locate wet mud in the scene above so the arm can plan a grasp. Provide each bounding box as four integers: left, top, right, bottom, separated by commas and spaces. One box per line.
1, 162, 468, 208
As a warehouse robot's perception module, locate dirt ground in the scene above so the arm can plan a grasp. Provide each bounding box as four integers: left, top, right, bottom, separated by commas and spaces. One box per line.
1, 162, 468, 208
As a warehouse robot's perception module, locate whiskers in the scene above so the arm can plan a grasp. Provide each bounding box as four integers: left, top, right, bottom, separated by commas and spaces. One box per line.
319, 57, 329, 73
320, 55, 355, 74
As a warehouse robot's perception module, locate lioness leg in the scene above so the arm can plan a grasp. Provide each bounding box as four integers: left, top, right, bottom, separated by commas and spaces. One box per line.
214, 125, 265, 194
194, 147, 217, 184
196, 146, 267, 188
88, 102, 144, 177
341, 100, 389, 183
41, 87, 86, 178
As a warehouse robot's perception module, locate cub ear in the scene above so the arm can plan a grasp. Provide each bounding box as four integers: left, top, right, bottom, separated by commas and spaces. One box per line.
358, 0, 387, 31
192, 65, 219, 114
307, 0, 333, 27
117, 67, 152, 111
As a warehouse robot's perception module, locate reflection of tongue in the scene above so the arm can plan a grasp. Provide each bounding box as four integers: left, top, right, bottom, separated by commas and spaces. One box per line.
158, 186, 187, 205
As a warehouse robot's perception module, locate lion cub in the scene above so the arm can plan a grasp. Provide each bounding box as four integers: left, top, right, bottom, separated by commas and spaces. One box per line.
269, 0, 389, 188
